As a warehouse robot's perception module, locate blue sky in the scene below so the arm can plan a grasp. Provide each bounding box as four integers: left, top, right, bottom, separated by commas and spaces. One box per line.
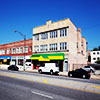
0, 0, 100, 50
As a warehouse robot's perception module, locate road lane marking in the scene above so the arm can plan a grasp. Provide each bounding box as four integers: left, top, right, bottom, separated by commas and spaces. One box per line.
93, 86, 100, 89
43, 79, 48, 84
31, 91, 53, 99
0, 72, 100, 95
11, 75, 15, 77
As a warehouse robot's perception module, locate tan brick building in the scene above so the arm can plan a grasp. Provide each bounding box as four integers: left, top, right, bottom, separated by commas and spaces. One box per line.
31, 18, 87, 72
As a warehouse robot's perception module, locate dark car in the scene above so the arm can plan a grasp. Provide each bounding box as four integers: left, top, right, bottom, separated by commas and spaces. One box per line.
68, 68, 91, 79
8, 65, 19, 71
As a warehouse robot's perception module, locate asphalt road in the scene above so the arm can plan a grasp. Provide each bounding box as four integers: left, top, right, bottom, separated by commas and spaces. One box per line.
0, 69, 100, 100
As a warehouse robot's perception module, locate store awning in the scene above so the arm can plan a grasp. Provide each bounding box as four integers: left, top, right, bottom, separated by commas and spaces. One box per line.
0, 56, 11, 59
31, 53, 64, 61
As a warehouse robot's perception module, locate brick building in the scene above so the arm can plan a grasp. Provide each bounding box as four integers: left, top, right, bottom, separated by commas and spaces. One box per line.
0, 39, 32, 70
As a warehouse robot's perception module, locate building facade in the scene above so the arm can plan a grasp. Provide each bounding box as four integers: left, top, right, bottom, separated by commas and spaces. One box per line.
31, 18, 87, 72
91, 51, 100, 64
0, 39, 32, 70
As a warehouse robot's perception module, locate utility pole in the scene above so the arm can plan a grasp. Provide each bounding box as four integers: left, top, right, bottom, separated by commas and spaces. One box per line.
14, 30, 26, 71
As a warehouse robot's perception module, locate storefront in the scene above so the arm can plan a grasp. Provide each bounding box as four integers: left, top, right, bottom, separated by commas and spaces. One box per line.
31, 53, 65, 71
0, 56, 11, 65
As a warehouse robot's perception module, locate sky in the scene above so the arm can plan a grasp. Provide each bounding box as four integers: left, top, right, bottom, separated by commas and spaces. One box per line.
0, 0, 100, 50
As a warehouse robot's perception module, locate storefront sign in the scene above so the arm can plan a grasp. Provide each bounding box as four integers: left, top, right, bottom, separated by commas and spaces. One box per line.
31, 53, 64, 61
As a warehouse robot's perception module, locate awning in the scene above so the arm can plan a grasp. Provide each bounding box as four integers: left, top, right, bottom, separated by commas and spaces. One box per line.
31, 53, 64, 61
0, 56, 11, 59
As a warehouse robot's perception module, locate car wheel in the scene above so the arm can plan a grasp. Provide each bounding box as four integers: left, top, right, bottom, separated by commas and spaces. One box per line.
39, 70, 42, 74
68, 73, 72, 77
50, 70, 53, 75
83, 75, 86, 79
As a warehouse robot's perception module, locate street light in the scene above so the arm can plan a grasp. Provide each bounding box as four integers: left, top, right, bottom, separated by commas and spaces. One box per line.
14, 30, 26, 71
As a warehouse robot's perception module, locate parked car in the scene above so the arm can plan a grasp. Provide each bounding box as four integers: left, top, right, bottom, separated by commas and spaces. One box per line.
82, 66, 95, 73
68, 68, 91, 79
38, 63, 59, 75
8, 65, 19, 71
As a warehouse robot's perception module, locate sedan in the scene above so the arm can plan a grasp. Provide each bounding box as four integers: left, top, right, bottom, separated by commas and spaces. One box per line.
8, 65, 19, 71
68, 68, 91, 79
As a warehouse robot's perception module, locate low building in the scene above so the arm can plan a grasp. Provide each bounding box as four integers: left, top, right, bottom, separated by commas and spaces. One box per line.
31, 18, 87, 72
0, 39, 32, 70
91, 51, 100, 64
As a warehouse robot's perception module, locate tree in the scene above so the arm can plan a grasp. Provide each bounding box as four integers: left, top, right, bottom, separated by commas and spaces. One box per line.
98, 46, 100, 50
93, 48, 98, 51
95, 60, 100, 64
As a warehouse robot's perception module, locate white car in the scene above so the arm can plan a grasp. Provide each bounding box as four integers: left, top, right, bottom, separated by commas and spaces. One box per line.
38, 63, 59, 75
82, 66, 95, 73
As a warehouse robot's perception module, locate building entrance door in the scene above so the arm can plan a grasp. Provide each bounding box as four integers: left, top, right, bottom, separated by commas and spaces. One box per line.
64, 60, 68, 72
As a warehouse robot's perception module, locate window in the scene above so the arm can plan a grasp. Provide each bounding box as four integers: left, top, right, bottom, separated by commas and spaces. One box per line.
97, 57, 100, 60
93, 58, 96, 60
12, 48, 16, 54
34, 34, 39, 41
34, 46, 39, 52
97, 52, 99, 55
41, 33, 48, 40
40, 45, 48, 52
60, 28, 67, 37
50, 31, 57, 38
20, 47, 23, 53
24, 46, 28, 53
81, 42, 83, 46
7, 48, 10, 54
93, 52, 95, 55
2, 49, 5, 54
16, 47, 20, 53
29, 46, 32, 51
0, 50, 2, 55
49, 43, 57, 51
60, 42, 67, 50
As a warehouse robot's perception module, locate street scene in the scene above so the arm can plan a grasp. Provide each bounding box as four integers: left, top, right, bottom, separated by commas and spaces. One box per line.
0, 0, 100, 100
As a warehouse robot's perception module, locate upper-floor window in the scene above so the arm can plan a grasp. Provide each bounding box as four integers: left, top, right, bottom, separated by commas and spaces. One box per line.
41, 33, 48, 40
34, 46, 39, 52
0, 50, 2, 55
20, 47, 23, 53
50, 31, 57, 38
12, 48, 16, 54
34, 34, 39, 41
29, 46, 32, 51
81, 42, 83, 46
7, 48, 10, 54
60, 28, 67, 37
60, 42, 67, 50
93, 52, 95, 55
24, 46, 28, 53
2, 49, 5, 54
16, 47, 20, 53
40, 45, 48, 52
93, 58, 96, 60
49, 43, 57, 51
97, 52, 99, 55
